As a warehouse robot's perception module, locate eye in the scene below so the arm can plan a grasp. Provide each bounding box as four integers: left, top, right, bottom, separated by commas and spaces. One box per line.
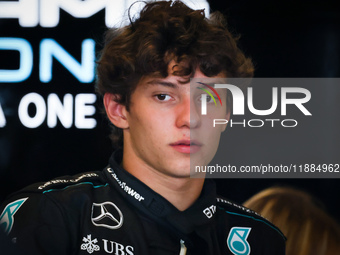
206, 95, 215, 103
155, 94, 172, 101
198, 94, 216, 103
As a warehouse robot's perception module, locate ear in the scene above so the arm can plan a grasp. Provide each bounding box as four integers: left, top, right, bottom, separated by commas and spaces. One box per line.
221, 109, 231, 132
103, 93, 129, 129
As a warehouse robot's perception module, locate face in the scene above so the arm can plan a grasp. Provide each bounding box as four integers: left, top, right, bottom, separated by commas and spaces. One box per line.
121, 63, 229, 178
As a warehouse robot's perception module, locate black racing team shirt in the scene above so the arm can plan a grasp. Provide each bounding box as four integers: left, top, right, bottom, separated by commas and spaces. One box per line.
0, 150, 286, 255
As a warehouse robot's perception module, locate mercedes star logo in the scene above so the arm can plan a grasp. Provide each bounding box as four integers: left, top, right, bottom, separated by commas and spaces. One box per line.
91, 202, 123, 229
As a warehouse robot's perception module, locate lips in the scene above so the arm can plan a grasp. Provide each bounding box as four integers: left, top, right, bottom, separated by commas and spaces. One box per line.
170, 140, 202, 154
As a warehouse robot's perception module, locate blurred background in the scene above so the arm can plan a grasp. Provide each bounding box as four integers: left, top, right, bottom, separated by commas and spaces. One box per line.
0, 0, 339, 221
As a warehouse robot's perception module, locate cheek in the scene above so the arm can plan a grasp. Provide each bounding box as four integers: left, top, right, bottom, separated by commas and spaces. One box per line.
205, 123, 224, 153
201, 113, 227, 133
211, 107, 228, 132
130, 108, 174, 138
201, 121, 224, 143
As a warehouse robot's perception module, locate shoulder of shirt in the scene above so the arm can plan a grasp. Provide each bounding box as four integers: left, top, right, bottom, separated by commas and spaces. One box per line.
0, 170, 112, 220
216, 196, 286, 241
8, 170, 108, 198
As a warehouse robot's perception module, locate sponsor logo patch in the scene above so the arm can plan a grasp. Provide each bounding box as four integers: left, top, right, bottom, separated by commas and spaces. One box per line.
203, 205, 216, 218
0, 198, 28, 235
107, 168, 145, 202
80, 234, 134, 254
91, 202, 123, 230
38, 173, 98, 190
227, 227, 251, 255
81, 234, 100, 254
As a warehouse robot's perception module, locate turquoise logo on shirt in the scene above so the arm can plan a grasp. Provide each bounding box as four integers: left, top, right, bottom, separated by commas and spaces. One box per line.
227, 227, 251, 255
0, 198, 28, 235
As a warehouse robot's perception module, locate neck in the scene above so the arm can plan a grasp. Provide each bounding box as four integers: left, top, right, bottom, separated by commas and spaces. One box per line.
122, 149, 204, 211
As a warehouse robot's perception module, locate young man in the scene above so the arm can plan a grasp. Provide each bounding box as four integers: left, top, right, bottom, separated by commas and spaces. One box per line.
0, 1, 285, 254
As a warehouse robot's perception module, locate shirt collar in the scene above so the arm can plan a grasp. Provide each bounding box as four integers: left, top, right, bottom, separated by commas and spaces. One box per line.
104, 150, 217, 234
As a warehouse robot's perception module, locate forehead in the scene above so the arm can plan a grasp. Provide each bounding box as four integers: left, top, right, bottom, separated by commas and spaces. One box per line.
137, 66, 226, 90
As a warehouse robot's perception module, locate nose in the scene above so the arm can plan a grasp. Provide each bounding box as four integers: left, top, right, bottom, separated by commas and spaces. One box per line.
175, 96, 201, 129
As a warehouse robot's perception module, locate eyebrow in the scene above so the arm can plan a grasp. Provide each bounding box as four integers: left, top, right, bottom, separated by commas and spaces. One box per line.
146, 80, 178, 88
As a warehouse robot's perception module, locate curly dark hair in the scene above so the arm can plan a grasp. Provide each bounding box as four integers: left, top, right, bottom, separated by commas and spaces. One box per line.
96, 0, 254, 147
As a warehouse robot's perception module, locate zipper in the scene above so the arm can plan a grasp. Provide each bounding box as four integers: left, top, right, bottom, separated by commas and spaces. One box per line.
179, 239, 187, 255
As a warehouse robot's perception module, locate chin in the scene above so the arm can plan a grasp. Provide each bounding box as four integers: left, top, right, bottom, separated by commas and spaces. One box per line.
164, 164, 191, 178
